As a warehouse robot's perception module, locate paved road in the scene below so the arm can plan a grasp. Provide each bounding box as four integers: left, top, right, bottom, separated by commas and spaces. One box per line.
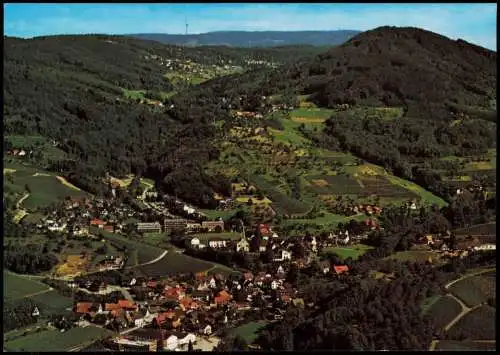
444, 268, 495, 289
16, 193, 30, 208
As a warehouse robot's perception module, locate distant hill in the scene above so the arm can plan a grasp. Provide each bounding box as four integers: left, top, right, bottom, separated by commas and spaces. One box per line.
130, 30, 361, 47
194, 26, 496, 121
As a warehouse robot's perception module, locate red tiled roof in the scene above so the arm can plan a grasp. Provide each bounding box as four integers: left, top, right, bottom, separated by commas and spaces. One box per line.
105, 303, 121, 311
90, 219, 106, 226
76, 302, 93, 314
217, 290, 232, 300
118, 300, 136, 309
333, 265, 349, 275
215, 296, 229, 305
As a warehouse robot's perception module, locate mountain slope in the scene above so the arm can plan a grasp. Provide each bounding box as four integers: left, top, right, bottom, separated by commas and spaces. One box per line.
131, 30, 360, 47
191, 27, 496, 121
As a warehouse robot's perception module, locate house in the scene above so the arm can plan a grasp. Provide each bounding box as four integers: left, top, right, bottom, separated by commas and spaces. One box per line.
186, 222, 202, 232
236, 237, 250, 252
200, 324, 212, 335
271, 280, 279, 290
32, 306, 40, 317
137, 222, 162, 233
319, 260, 330, 274
118, 300, 138, 311
164, 219, 187, 233
190, 237, 200, 248
75, 302, 94, 314
333, 265, 349, 275
208, 240, 228, 249
103, 225, 114, 233
276, 265, 285, 276
164, 334, 179, 351
243, 272, 254, 282
474, 244, 496, 251
90, 219, 106, 228
274, 249, 292, 261
105, 303, 122, 312
201, 220, 225, 232
259, 224, 272, 237
259, 240, 268, 253
214, 290, 232, 305
183, 205, 196, 215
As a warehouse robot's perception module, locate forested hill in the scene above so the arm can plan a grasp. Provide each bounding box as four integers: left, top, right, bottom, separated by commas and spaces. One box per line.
131, 30, 361, 47
190, 26, 496, 122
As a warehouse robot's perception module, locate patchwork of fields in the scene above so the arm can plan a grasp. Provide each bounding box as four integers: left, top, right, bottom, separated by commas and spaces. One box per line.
204, 103, 448, 230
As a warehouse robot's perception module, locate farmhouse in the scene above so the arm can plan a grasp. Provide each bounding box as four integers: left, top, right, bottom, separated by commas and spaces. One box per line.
190, 237, 201, 248
333, 265, 349, 275
137, 222, 162, 233
201, 220, 225, 232
186, 222, 202, 232
164, 219, 187, 233
90, 219, 106, 228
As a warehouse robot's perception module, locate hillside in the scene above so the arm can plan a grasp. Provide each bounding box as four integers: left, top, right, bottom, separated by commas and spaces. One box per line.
131, 30, 360, 47
179, 26, 496, 209
3, 35, 328, 207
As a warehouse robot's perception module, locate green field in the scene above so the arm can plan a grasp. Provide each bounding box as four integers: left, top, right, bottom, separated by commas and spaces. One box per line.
230, 321, 268, 344
3, 165, 87, 211
143, 232, 170, 247
95, 229, 165, 265
4, 271, 51, 301
321, 243, 374, 260
386, 250, 438, 262
448, 273, 496, 308
4, 326, 113, 352
136, 251, 237, 278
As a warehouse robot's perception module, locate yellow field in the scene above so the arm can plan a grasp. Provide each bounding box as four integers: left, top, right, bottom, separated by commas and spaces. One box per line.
56, 255, 90, 276
4, 168, 16, 174
311, 179, 329, 187
465, 161, 494, 170
56, 176, 82, 191
357, 164, 379, 175
236, 196, 272, 205
13, 210, 28, 224
109, 174, 135, 187
294, 149, 308, 157
291, 117, 326, 124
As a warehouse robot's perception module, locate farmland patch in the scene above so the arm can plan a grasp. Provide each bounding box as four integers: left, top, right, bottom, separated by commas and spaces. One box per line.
447, 306, 496, 340
4, 271, 51, 301
426, 295, 462, 330
4, 326, 113, 352
306, 174, 363, 195
448, 274, 496, 307
135, 252, 223, 278
193, 232, 242, 242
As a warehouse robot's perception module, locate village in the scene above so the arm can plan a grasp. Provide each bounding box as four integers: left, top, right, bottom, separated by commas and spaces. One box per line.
20, 174, 495, 352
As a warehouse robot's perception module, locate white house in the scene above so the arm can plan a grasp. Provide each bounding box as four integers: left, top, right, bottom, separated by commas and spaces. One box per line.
183, 205, 195, 215
236, 238, 250, 252
209, 240, 227, 249
277, 265, 285, 275
209, 278, 216, 289
190, 238, 200, 248
271, 280, 279, 290
201, 325, 212, 335
311, 237, 317, 252
178, 333, 197, 346
32, 306, 40, 317
165, 335, 179, 351
474, 244, 496, 251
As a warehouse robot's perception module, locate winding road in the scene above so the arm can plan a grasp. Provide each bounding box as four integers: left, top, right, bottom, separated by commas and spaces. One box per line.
428, 267, 496, 351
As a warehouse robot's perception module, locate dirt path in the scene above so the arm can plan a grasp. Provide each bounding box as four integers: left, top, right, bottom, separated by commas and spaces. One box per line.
444, 268, 495, 289
32, 172, 51, 177
20, 287, 54, 299
16, 193, 30, 209
56, 176, 82, 191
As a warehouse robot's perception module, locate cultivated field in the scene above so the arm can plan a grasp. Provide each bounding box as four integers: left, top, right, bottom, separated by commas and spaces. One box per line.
448, 273, 496, 308
135, 252, 235, 278
435, 340, 496, 351
447, 306, 496, 340
454, 222, 496, 237
426, 295, 463, 330
99, 231, 164, 265
4, 271, 51, 301
4, 326, 113, 352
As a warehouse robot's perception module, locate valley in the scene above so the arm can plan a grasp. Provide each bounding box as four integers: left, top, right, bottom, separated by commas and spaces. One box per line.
3, 19, 496, 353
